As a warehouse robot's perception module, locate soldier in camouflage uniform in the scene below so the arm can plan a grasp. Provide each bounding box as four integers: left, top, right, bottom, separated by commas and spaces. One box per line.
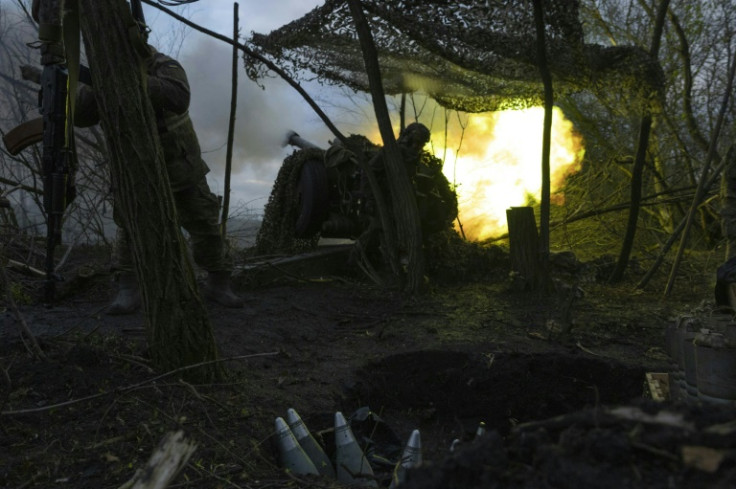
71, 46, 243, 314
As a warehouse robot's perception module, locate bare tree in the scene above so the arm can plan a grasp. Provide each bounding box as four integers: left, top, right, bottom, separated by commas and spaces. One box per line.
1, 1, 115, 250
347, 0, 425, 293
76, 0, 220, 380
561, 0, 736, 282
609, 0, 670, 283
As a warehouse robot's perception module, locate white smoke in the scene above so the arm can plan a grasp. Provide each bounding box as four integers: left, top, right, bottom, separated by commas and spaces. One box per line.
180, 35, 343, 212
146, 1, 347, 215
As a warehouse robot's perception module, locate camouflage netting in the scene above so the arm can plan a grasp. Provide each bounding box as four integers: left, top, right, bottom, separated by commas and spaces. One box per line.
254, 148, 324, 255
250, 0, 665, 114
255, 134, 460, 258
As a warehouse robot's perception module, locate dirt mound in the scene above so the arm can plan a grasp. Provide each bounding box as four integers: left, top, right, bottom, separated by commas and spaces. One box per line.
1, 243, 729, 488
401, 401, 736, 489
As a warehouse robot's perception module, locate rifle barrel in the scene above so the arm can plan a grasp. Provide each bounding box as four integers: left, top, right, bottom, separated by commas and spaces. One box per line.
40, 63, 70, 305
130, 0, 147, 35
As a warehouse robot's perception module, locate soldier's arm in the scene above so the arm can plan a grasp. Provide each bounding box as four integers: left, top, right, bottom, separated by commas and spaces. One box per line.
147, 57, 190, 115
20, 64, 99, 128
75, 58, 189, 126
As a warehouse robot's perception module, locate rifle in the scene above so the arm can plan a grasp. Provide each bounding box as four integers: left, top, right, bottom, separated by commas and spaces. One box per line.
126, 0, 151, 58
130, 0, 149, 39
39, 63, 72, 304
3, 65, 91, 155
130, 0, 145, 28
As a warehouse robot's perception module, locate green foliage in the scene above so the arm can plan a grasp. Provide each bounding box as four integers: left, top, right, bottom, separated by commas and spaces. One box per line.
8, 281, 31, 305
254, 148, 324, 255
424, 229, 507, 282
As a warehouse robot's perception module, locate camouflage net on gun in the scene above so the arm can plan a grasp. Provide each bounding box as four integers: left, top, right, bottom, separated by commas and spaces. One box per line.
254, 148, 324, 255
255, 134, 460, 266
250, 0, 664, 115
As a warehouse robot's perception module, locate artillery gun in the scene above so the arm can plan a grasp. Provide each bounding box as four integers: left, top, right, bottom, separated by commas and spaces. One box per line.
258, 124, 457, 255
283, 130, 378, 240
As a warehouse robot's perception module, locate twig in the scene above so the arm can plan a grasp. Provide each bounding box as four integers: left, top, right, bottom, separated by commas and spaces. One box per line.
576, 341, 603, 356
11, 471, 44, 489
178, 378, 204, 401
630, 441, 679, 461
1, 263, 46, 359
186, 462, 247, 489
6, 259, 45, 277
54, 240, 75, 272
353, 222, 386, 286
220, 2, 239, 239
0, 359, 12, 414
665, 47, 736, 295
132, 395, 258, 475
111, 353, 155, 373
88, 433, 136, 450
290, 303, 321, 316
636, 155, 729, 289
1, 352, 278, 416
265, 262, 310, 283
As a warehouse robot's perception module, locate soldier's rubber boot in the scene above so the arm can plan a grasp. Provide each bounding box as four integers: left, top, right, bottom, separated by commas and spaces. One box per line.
203, 271, 244, 308
107, 272, 142, 315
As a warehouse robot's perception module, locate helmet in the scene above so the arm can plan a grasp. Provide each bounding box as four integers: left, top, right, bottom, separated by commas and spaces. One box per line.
398, 123, 430, 152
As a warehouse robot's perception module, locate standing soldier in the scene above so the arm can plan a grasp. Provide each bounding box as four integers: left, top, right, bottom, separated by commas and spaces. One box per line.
22, 44, 244, 314
79, 45, 243, 313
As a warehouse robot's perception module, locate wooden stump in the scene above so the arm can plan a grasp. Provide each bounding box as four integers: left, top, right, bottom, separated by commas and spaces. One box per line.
506, 206, 540, 290
119, 431, 197, 489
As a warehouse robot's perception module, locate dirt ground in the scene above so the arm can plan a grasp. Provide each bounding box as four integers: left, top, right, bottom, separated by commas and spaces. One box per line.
2, 240, 736, 489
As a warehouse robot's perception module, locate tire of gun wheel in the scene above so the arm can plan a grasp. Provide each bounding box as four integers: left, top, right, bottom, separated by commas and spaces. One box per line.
294, 158, 329, 239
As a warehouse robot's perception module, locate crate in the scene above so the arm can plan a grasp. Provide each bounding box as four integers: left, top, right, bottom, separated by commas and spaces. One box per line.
644, 372, 670, 401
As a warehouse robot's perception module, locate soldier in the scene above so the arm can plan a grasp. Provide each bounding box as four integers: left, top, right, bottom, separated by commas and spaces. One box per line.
396, 122, 431, 176
22, 45, 244, 314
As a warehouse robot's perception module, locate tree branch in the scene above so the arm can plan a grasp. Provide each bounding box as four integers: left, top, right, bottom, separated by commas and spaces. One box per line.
139, 0, 347, 144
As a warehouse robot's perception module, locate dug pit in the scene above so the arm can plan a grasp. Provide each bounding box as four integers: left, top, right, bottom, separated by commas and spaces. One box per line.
345, 349, 646, 465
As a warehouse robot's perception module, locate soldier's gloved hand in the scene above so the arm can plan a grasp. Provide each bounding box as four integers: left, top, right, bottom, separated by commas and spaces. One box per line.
20, 65, 42, 84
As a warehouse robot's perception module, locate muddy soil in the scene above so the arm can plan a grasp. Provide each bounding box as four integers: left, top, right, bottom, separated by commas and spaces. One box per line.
1, 243, 734, 489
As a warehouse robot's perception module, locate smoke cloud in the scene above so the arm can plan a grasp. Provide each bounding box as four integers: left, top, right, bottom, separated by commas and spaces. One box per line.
152, 1, 340, 214
178, 36, 322, 211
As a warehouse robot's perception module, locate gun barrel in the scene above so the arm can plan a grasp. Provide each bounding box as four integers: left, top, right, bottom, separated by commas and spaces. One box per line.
284, 130, 323, 150
39, 63, 70, 305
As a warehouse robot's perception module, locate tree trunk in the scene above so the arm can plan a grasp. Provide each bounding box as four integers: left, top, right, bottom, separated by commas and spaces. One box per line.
666, 50, 736, 294
347, 0, 425, 293
78, 0, 220, 381
221, 2, 239, 238
721, 148, 736, 259
636, 155, 729, 290
507, 206, 540, 290
532, 0, 552, 292
609, 0, 669, 283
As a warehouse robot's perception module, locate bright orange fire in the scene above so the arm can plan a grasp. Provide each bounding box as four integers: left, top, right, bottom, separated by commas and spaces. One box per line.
436, 107, 584, 241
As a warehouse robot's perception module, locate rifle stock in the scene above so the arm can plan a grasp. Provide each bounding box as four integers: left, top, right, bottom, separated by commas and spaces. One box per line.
2, 118, 44, 155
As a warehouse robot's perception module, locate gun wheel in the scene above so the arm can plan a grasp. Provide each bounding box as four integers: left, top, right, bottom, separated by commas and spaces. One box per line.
294, 157, 329, 239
